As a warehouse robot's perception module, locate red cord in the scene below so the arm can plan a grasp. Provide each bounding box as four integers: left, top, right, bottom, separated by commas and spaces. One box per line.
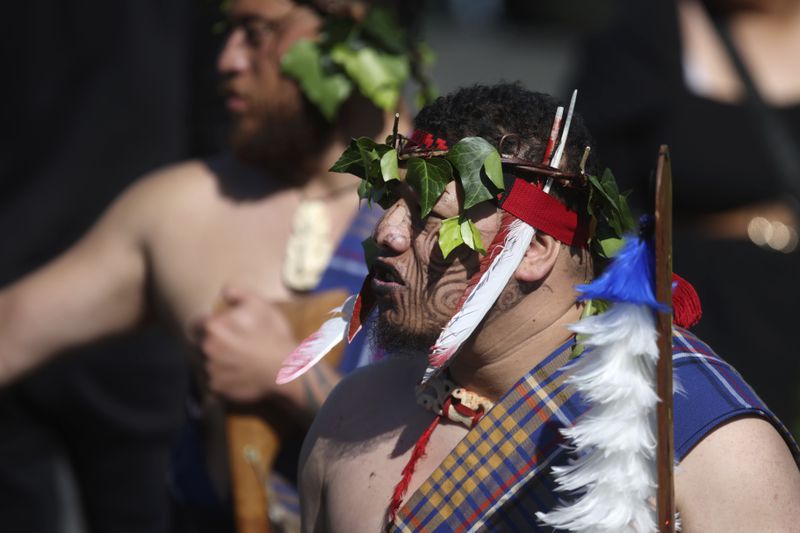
387, 391, 490, 526
387, 409, 444, 524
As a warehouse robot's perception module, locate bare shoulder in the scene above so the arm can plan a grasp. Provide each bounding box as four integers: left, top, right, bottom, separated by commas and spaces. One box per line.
304, 356, 425, 452
120, 158, 218, 212
676, 416, 800, 532
113, 154, 265, 242
299, 356, 425, 531
299, 356, 424, 475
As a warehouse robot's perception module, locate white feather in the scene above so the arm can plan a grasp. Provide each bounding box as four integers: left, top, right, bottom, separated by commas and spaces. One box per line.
536, 303, 660, 532
420, 93, 576, 383
422, 219, 536, 383
551, 89, 577, 170
275, 295, 356, 384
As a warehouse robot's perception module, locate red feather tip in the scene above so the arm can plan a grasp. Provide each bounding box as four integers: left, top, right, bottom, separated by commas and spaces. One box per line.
672, 273, 702, 328
428, 348, 455, 369
348, 273, 376, 342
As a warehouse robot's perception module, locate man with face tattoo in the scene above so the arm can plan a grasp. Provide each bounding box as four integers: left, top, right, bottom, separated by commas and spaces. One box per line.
0, 0, 423, 530
298, 83, 800, 532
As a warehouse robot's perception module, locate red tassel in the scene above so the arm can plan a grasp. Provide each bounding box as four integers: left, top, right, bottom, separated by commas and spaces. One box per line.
387, 413, 442, 524
672, 273, 702, 328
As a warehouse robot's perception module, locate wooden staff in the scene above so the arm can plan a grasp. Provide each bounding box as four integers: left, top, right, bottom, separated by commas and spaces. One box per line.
654, 145, 675, 533
225, 289, 348, 533
226, 414, 279, 533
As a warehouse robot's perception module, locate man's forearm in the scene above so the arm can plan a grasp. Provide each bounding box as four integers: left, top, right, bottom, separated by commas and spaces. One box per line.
300, 362, 341, 415
272, 359, 342, 422
0, 288, 51, 385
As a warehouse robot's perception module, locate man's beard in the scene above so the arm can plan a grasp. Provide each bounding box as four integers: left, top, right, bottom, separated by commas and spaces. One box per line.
369, 278, 537, 358
230, 97, 331, 181
370, 312, 441, 357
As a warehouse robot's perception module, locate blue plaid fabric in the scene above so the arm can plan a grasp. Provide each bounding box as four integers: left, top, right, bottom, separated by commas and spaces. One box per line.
391, 328, 799, 532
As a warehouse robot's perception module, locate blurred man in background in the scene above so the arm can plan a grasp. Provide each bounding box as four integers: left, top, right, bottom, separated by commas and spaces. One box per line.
0, 0, 424, 531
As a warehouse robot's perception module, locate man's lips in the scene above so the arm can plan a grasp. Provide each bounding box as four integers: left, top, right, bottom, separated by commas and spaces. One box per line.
370, 260, 406, 294
225, 94, 247, 113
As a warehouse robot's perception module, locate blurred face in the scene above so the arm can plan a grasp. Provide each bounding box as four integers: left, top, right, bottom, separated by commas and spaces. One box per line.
218, 0, 326, 170
370, 181, 500, 351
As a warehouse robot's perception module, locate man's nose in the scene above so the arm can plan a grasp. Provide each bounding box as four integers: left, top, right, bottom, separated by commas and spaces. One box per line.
373, 201, 412, 254
218, 29, 249, 75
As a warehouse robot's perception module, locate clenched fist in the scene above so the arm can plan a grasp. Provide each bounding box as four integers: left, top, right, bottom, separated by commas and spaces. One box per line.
196, 284, 297, 404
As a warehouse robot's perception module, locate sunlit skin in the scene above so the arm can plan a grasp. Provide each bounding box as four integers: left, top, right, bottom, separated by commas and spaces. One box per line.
299, 179, 800, 532
298, 179, 593, 532
370, 182, 497, 350
0, 0, 403, 413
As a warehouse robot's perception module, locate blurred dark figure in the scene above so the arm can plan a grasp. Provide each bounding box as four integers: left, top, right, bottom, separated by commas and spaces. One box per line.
575, 0, 800, 434
0, 1, 226, 532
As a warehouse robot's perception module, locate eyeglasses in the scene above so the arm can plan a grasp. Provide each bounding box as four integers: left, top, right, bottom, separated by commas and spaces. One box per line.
224, 12, 292, 48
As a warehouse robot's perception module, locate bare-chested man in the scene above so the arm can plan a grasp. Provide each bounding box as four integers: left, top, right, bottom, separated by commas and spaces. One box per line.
0, 0, 419, 407
0, 0, 415, 524
299, 84, 800, 532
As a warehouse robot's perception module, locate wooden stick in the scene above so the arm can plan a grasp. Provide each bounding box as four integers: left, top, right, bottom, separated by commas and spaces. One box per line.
654, 145, 676, 533
224, 289, 348, 533
226, 415, 278, 533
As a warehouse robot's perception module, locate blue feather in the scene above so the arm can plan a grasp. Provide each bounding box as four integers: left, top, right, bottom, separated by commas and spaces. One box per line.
577, 235, 669, 312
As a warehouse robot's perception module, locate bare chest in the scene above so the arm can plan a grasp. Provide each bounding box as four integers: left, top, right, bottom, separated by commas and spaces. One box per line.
324, 419, 468, 532
148, 191, 358, 341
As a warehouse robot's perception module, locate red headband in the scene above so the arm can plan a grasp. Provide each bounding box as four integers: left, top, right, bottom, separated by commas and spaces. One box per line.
498, 177, 589, 248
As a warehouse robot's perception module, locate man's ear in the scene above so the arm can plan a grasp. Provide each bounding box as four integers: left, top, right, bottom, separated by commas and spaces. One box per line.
514, 233, 561, 282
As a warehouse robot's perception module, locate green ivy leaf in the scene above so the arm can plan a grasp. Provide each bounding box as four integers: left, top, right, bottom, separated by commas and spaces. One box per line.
355, 137, 381, 179
334, 137, 396, 207
586, 168, 636, 259
438, 216, 464, 259
330, 137, 392, 183
617, 193, 635, 232
330, 139, 366, 177
361, 7, 406, 54
598, 236, 625, 259
281, 40, 353, 121
357, 179, 387, 207
483, 150, 504, 190
605, 208, 625, 236
447, 137, 499, 209
587, 172, 620, 213
380, 148, 399, 182
357, 179, 372, 203
330, 44, 409, 112
406, 157, 452, 217
460, 217, 486, 254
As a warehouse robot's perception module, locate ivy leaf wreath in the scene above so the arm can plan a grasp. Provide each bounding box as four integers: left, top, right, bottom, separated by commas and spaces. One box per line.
281, 6, 437, 121
331, 131, 636, 262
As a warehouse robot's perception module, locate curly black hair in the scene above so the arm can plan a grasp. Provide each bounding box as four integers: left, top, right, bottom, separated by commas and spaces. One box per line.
414, 83, 604, 270
414, 82, 600, 178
